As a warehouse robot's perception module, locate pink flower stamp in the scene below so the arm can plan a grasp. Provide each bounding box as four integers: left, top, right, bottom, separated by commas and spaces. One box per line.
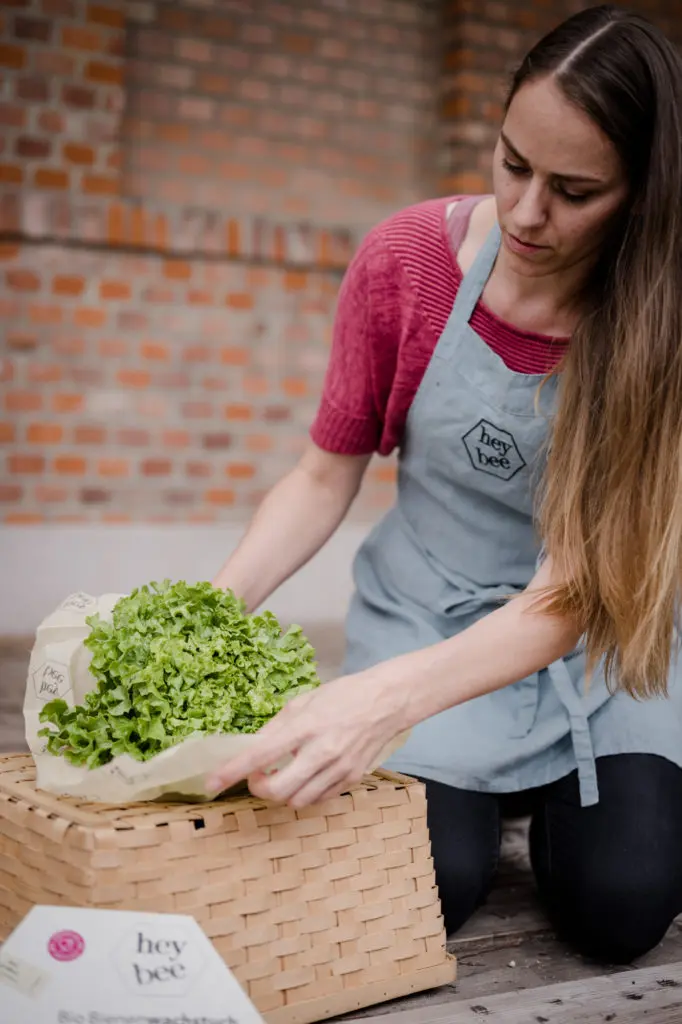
47, 930, 85, 962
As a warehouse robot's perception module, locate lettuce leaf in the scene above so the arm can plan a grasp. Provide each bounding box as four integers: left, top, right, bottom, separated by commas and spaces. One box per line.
38, 580, 320, 769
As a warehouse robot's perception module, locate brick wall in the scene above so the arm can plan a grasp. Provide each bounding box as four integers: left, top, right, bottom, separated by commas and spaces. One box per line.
3, 0, 682, 527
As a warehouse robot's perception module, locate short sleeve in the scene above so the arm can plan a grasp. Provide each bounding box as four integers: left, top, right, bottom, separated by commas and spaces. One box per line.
310, 229, 400, 455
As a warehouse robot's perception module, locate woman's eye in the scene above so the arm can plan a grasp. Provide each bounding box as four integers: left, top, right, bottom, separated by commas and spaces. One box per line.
557, 187, 591, 204
502, 157, 529, 176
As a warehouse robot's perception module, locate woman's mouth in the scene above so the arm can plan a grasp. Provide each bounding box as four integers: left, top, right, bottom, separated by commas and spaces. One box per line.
504, 231, 550, 256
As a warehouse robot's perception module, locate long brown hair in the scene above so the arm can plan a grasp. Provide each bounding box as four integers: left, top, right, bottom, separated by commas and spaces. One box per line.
508, 5, 682, 698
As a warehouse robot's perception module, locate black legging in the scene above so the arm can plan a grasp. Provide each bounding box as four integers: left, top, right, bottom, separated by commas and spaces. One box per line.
418, 754, 682, 964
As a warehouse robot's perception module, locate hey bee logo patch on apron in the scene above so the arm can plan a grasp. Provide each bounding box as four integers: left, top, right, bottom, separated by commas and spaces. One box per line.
462, 418, 526, 481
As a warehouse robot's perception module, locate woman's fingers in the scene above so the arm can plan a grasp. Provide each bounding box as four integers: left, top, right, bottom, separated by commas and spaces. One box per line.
206, 711, 306, 792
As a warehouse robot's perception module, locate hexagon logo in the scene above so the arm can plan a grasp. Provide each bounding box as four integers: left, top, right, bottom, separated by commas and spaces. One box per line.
113, 922, 207, 998
31, 661, 71, 703
59, 592, 96, 613
462, 418, 526, 481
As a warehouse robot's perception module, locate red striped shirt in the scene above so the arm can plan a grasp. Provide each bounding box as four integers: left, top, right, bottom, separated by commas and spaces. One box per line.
310, 195, 570, 456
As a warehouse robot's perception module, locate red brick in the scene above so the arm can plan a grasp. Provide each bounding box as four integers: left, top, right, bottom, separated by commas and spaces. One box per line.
182, 401, 213, 419
0, 164, 23, 184
85, 60, 123, 86
117, 369, 150, 388
98, 458, 129, 477
15, 76, 49, 103
244, 376, 269, 396
205, 489, 235, 506
141, 341, 169, 361
38, 111, 64, 133
8, 454, 44, 474
0, 244, 19, 260
143, 287, 175, 303
43, 0, 76, 15
62, 85, 95, 109
16, 135, 51, 160
63, 143, 95, 166
282, 33, 315, 55
81, 487, 110, 504
224, 404, 252, 421
87, 3, 125, 28
53, 275, 85, 296
0, 103, 25, 128
141, 459, 171, 477
14, 14, 52, 40
0, 423, 16, 443
246, 434, 273, 453
226, 462, 255, 479
74, 426, 106, 445
226, 293, 254, 310
0, 359, 14, 383
29, 305, 62, 325
5, 513, 43, 524
71, 366, 103, 386
74, 307, 106, 328
36, 485, 68, 502
0, 485, 23, 502
61, 25, 103, 50
162, 430, 190, 448
6, 391, 42, 413
282, 377, 308, 397
28, 364, 62, 383
165, 490, 196, 507
164, 261, 191, 281
202, 433, 232, 450
183, 345, 211, 362
55, 456, 87, 475
8, 333, 38, 351
263, 406, 291, 422
6, 269, 40, 291
34, 168, 69, 189
187, 461, 212, 479
83, 175, 119, 196
117, 428, 150, 446
0, 44, 26, 70
100, 280, 130, 300
27, 423, 63, 444
35, 52, 75, 76
99, 339, 128, 357
53, 394, 84, 413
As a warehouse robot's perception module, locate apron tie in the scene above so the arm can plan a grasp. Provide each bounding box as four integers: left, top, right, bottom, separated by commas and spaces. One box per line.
547, 659, 600, 806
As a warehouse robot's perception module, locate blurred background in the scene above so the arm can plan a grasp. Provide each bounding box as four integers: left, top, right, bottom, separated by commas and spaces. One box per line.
1, 0, 681, 748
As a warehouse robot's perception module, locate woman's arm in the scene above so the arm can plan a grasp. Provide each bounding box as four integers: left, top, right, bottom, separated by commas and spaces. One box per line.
213, 442, 371, 611
207, 555, 581, 804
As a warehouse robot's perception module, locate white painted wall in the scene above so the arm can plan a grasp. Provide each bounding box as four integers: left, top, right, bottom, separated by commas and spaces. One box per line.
0, 524, 371, 636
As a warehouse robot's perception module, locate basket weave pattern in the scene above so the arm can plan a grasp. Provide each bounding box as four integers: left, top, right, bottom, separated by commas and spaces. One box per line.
0, 755, 455, 1022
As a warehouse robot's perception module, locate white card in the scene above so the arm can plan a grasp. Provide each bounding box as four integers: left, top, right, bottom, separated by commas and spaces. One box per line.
0, 905, 265, 1024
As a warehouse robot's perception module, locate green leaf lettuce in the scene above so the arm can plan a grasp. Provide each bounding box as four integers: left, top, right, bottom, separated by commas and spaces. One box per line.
38, 580, 320, 769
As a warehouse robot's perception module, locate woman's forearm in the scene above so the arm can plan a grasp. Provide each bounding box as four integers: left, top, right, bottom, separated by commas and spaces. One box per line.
378, 557, 581, 730
213, 444, 371, 611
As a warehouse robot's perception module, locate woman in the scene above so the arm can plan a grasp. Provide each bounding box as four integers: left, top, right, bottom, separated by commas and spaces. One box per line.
209, 5, 682, 964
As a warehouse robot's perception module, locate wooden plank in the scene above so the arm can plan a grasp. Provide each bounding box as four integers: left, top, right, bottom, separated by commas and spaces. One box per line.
343, 962, 682, 1024
449, 881, 550, 956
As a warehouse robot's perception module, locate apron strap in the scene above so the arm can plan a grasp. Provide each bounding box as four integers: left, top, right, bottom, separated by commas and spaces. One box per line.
452, 222, 501, 324
547, 659, 600, 807
435, 223, 501, 366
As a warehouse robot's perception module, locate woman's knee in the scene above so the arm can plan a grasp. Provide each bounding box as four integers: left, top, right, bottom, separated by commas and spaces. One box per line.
419, 778, 500, 935
433, 844, 498, 935
544, 859, 678, 963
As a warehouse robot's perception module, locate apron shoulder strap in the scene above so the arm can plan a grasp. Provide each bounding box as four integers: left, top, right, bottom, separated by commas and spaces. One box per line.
453, 222, 501, 324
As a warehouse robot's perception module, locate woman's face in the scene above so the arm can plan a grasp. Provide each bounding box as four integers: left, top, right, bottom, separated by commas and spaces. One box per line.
492, 76, 630, 276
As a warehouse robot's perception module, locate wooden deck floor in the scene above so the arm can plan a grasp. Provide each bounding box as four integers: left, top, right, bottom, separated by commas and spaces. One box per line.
2, 629, 681, 1021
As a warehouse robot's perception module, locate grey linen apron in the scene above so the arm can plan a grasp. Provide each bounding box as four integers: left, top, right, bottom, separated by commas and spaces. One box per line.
343, 221, 682, 806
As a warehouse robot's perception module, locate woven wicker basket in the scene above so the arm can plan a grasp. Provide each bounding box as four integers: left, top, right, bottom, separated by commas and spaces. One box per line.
0, 754, 455, 1022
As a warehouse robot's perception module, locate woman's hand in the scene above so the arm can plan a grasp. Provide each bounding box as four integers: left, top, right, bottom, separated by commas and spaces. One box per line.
206, 669, 409, 808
